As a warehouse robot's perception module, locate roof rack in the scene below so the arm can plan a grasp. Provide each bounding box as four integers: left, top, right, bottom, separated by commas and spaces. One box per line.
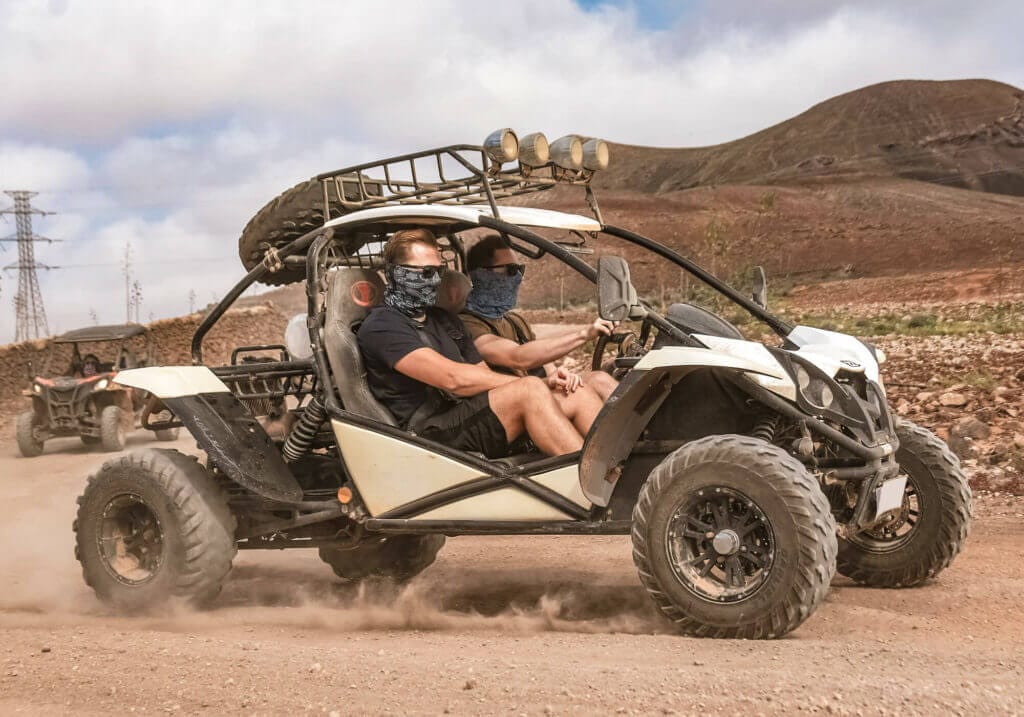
314, 144, 604, 224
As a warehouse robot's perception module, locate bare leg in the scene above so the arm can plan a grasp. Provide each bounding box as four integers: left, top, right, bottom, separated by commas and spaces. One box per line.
488, 376, 584, 456
550, 384, 604, 437
582, 370, 618, 401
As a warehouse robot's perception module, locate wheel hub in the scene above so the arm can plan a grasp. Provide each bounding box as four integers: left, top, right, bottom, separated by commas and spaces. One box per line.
712, 529, 741, 556
666, 486, 775, 603
98, 494, 164, 585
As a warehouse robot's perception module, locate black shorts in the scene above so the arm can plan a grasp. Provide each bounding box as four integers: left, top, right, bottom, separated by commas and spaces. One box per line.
414, 392, 510, 459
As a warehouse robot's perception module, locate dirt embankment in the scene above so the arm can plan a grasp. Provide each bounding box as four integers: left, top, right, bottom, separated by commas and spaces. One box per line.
0, 305, 288, 424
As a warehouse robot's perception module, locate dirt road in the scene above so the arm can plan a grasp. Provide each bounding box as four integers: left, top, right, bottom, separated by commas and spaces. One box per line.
1, 432, 1022, 716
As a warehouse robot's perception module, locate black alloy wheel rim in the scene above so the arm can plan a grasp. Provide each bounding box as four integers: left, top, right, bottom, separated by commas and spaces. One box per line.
98, 494, 165, 585
665, 486, 776, 603
848, 472, 921, 553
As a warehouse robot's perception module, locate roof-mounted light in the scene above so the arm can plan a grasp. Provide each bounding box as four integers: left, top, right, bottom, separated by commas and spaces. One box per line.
549, 135, 583, 170
582, 139, 609, 171
483, 128, 519, 164
518, 132, 550, 167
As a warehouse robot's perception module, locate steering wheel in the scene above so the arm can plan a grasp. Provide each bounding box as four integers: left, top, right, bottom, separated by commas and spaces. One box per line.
591, 331, 636, 371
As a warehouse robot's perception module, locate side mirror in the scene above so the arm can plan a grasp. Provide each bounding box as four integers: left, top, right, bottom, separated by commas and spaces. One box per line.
597, 256, 641, 322
752, 266, 768, 310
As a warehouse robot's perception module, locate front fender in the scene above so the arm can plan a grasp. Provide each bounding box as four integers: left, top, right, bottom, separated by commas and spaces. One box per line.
580, 344, 796, 507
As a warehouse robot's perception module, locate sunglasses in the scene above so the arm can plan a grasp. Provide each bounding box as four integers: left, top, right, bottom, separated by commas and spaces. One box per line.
394, 264, 447, 280
483, 263, 526, 277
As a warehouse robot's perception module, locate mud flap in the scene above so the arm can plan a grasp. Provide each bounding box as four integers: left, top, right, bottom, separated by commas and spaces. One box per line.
163, 392, 302, 503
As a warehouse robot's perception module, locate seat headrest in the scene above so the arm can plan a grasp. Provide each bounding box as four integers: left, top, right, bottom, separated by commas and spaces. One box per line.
436, 270, 472, 314
326, 268, 385, 327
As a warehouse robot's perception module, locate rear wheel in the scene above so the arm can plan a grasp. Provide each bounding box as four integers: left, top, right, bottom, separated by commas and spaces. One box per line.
73, 449, 236, 611
319, 535, 445, 582
837, 418, 972, 587
632, 435, 837, 639
16, 411, 44, 457
100, 405, 126, 452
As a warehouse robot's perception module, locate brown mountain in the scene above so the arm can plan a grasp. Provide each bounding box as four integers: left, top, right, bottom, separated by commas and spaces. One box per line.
597, 79, 1024, 195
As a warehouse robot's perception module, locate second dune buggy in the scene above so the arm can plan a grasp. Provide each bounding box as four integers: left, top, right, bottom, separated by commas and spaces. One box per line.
73, 131, 971, 638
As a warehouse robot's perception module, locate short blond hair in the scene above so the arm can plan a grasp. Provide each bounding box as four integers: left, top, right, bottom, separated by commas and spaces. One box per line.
383, 228, 440, 265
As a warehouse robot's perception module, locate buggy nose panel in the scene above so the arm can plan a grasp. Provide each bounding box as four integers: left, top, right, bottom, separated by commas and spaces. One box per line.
112, 366, 231, 398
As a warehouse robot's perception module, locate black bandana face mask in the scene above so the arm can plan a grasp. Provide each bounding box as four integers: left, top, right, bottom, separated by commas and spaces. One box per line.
383, 264, 443, 317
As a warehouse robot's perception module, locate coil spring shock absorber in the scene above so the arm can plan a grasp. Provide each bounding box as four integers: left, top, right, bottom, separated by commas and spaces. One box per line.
281, 394, 327, 463
750, 412, 779, 444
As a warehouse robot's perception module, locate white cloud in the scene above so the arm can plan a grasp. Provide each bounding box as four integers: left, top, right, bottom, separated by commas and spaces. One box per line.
0, 0, 1021, 342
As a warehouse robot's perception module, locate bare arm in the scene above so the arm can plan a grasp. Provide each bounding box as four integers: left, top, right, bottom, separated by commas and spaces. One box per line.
394, 348, 517, 397
474, 319, 614, 372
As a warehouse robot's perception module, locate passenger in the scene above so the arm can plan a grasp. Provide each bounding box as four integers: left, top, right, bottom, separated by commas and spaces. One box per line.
459, 234, 619, 401
357, 228, 603, 458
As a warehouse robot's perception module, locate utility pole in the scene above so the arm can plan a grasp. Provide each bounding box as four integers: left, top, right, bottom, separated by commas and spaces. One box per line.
122, 242, 133, 323
188, 289, 196, 314
0, 190, 59, 341
131, 279, 142, 324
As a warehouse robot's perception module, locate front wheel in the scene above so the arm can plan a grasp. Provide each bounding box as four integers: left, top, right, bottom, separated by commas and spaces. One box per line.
632, 435, 837, 639
73, 449, 236, 611
319, 534, 445, 582
837, 418, 972, 587
16, 411, 44, 457
100, 405, 127, 452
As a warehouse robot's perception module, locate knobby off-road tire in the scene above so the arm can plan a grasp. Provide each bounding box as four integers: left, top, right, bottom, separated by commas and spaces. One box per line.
74, 449, 237, 611
100, 405, 127, 452
837, 418, 972, 587
16, 410, 44, 457
319, 535, 446, 582
632, 435, 837, 639
154, 428, 180, 442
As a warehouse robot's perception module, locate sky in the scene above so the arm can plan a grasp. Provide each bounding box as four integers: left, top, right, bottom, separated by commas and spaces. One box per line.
0, 0, 1021, 343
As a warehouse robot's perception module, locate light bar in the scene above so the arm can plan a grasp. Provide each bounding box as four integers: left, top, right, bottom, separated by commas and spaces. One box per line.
549, 135, 583, 170
518, 132, 550, 167
582, 139, 609, 171
483, 128, 519, 164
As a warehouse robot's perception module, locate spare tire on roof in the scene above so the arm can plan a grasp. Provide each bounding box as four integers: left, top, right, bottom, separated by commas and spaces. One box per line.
238, 175, 383, 286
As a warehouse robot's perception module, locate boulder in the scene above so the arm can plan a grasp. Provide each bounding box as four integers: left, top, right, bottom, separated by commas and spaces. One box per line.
939, 392, 968, 407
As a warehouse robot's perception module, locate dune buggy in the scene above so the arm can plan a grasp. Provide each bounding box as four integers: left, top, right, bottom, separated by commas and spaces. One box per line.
73, 131, 970, 638
17, 323, 178, 456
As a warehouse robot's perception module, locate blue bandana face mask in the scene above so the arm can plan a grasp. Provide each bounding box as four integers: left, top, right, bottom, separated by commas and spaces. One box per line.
465, 268, 523, 319
384, 264, 442, 317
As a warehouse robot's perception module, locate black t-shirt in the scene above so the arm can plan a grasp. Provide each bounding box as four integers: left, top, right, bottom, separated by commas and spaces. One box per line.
357, 306, 482, 427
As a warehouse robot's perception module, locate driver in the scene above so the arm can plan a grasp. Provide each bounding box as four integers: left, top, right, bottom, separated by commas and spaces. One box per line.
357, 228, 604, 458
459, 235, 619, 401
81, 354, 100, 378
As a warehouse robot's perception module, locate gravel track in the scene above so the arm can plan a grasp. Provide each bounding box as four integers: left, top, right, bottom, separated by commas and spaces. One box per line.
1, 433, 1022, 715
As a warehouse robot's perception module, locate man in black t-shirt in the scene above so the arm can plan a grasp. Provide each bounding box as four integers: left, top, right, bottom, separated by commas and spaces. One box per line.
357, 228, 602, 458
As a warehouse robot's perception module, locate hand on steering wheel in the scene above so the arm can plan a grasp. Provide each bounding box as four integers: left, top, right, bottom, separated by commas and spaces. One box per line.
592, 331, 634, 371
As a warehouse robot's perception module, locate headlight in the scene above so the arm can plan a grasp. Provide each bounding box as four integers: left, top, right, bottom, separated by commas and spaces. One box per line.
483, 128, 519, 164
793, 363, 836, 410
94, 378, 109, 391
32, 383, 42, 394
582, 139, 610, 171
518, 132, 550, 166
549, 135, 583, 170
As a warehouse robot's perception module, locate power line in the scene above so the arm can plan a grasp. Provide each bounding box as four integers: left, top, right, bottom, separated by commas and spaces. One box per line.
0, 190, 61, 341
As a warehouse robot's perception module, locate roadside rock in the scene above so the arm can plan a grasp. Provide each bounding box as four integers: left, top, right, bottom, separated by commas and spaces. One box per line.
939, 392, 968, 407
